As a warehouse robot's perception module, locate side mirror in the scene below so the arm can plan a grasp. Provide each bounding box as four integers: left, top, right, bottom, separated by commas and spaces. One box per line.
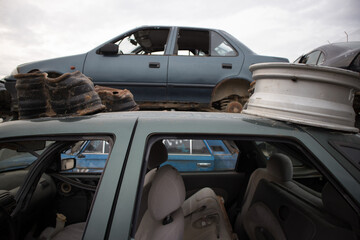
61, 158, 76, 171
97, 43, 119, 55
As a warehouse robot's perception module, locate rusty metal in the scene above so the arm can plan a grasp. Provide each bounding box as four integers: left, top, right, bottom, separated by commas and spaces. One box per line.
94, 86, 139, 112
212, 94, 246, 113
46, 71, 105, 116
211, 79, 250, 106
225, 101, 243, 113
248, 80, 256, 96
210, 79, 250, 112
138, 101, 210, 111
14, 72, 55, 119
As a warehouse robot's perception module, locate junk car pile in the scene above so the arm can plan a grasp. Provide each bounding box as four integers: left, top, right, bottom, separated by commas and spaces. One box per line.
0, 28, 360, 240
0, 61, 359, 240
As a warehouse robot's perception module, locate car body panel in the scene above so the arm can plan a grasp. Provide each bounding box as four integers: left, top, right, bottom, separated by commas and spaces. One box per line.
167, 55, 243, 103
165, 153, 215, 171
163, 139, 238, 171
18, 53, 88, 75
83, 53, 169, 101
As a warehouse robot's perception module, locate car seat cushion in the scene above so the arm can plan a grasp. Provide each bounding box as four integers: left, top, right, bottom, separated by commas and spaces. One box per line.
148, 165, 185, 221
52, 222, 86, 240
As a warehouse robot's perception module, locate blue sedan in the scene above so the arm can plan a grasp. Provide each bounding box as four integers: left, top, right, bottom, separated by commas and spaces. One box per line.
5, 26, 288, 112
61, 139, 238, 172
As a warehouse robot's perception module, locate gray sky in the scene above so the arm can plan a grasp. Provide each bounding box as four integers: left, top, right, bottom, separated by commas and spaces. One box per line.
1, 0, 359, 78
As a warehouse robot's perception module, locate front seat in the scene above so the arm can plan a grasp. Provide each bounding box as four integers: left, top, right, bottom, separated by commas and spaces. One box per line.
137, 140, 169, 229
135, 165, 186, 240
141, 141, 234, 240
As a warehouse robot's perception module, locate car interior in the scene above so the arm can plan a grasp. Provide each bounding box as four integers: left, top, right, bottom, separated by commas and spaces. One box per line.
0, 134, 359, 240
112, 28, 170, 55
109, 27, 237, 57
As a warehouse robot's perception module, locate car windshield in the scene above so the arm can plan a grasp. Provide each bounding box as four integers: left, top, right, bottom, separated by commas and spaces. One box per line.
0, 141, 53, 172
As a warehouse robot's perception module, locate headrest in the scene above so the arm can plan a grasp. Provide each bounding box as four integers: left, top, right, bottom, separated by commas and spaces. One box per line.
267, 153, 293, 181
148, 141, 168, 170
148, 165, 185, 221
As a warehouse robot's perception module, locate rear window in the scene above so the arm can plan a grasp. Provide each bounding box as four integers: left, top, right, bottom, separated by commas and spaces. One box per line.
300, 50, 323, 65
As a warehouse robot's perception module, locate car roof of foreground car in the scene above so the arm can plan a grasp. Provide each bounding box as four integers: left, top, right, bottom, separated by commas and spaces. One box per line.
0, 111, 305, 137
0, 111, 358, 141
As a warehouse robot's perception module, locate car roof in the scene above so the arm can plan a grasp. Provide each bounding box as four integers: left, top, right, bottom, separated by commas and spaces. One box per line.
1, 111, 357, 145
314, 41, 360, 68
137, 25, 221, 32
0, 111, 302, 138
315, 42, 360, 56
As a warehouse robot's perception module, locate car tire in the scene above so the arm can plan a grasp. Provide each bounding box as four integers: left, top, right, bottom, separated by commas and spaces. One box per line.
225, 100, 243, 113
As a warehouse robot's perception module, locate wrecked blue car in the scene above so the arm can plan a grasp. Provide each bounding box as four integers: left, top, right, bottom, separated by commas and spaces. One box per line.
61, 139, 238, 172
5, 26, 288, 112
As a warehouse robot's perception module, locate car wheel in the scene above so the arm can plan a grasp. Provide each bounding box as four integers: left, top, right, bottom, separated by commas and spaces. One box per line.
217, 96, 243, 113
211, 79, 250, 113
225, 100, 243, 113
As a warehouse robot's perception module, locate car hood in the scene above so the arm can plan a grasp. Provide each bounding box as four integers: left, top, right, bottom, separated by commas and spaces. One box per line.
16, 53, 87, 75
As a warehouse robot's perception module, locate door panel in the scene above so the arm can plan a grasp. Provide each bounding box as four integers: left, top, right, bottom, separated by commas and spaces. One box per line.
84, 54, 168, 101
167, 29, 244, 103
83, 27, 171, 102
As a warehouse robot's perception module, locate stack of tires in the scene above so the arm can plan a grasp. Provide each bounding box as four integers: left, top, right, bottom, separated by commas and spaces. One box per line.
14, 71, 138, 120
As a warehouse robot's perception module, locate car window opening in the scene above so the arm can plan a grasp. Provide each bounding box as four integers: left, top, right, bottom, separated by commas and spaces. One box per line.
0, 133, 358, 240
130, 135, 356, 240
115, 28, 170, 55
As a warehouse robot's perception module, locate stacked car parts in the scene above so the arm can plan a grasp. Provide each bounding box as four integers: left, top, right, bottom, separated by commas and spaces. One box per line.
14, 71, 138, 120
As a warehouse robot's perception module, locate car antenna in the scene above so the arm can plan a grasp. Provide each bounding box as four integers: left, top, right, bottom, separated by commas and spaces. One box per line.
344, 31, 348, 42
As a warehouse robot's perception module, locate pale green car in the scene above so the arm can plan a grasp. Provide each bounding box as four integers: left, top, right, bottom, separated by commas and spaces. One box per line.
0, 111, 359, 240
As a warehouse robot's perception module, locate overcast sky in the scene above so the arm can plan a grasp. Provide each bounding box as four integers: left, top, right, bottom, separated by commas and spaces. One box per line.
1, 0, 359, 78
